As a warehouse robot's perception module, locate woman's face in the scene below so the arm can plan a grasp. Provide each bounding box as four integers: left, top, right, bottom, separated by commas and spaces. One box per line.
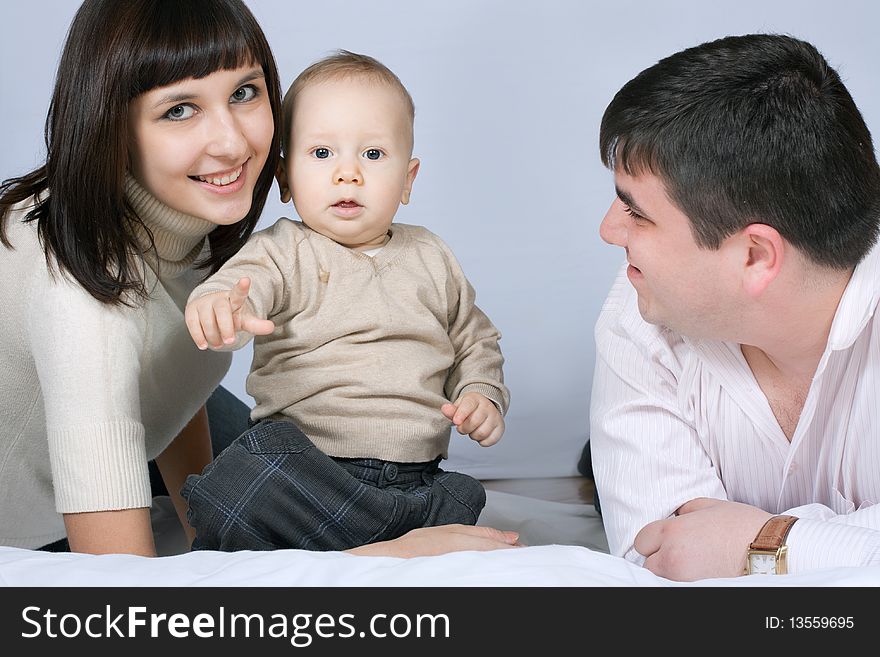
128, 64, 274, 225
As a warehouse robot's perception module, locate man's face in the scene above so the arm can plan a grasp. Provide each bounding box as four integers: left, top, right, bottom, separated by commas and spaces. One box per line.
599, 169, 738, 339
285, 77, 419, 250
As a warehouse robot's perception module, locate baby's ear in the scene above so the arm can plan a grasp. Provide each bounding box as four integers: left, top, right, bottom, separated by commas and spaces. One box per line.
401, 158, 420, 205
275, 157, 291, 203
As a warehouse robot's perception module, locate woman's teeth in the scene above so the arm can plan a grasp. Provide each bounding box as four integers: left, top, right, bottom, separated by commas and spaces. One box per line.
196, 167, 242, 186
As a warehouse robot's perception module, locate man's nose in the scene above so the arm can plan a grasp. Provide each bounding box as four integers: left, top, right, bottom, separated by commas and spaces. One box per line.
599, 199, 628, 248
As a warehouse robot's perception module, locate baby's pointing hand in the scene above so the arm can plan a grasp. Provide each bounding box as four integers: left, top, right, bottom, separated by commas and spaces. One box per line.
184, 277, 275, 350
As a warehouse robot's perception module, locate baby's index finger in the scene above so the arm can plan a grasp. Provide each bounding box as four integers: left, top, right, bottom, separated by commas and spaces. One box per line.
229, 277, 251, 304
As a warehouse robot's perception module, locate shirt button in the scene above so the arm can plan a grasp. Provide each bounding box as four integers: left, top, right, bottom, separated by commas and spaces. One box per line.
788, 462, 798, 474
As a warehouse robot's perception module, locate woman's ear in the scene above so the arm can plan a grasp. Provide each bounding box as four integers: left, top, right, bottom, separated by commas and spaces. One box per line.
275, 157, 291, 203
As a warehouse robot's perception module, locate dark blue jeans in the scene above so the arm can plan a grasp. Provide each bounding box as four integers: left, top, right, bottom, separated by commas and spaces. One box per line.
182, 419, 486, 552
39, 386, 250, 552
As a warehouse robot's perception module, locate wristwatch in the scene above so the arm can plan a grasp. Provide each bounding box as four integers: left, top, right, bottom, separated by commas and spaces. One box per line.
744, 515, 798, 575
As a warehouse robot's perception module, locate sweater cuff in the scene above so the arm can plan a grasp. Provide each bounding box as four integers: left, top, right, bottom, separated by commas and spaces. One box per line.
187, 283, 231, 305
457, 383, 507, 415
48, 418, 152, 513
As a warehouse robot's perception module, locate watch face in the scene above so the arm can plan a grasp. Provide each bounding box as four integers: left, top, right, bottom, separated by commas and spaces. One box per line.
749, 552, 777, 575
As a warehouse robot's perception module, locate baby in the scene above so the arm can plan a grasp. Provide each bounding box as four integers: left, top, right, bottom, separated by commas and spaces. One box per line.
182, 51, 509, 551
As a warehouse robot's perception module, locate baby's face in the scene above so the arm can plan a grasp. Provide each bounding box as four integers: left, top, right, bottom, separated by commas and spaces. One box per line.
286, 76, 419, 250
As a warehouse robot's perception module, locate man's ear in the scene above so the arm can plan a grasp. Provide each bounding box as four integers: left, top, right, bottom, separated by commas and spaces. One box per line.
275, 157, 291, 203
401, 158, 420, 205
739, 223, 785, 297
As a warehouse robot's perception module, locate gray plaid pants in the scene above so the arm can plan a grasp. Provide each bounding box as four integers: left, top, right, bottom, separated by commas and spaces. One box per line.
182, 419, 486, 551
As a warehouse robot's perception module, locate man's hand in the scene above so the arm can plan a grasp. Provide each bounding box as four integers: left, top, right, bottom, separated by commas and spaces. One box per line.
184, 277, 276, 350
441, 392, 504, 447
633, 498, 772, 581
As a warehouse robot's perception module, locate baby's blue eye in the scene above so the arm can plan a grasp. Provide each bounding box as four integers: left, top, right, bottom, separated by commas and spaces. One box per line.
314, 148, 330, 159
364, 149, 382, 160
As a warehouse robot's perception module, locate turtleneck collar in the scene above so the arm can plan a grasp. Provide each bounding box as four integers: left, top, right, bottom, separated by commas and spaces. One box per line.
124, 174, 218, 279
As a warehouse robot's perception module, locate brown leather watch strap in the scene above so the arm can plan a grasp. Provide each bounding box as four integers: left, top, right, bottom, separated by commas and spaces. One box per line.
750, 515, 798, 551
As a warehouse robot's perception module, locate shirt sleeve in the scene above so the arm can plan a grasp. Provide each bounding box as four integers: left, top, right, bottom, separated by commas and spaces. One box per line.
26, 271, 151, 513
782, 503, 880, 570
435, 237, 510, 415
590, 265, 726, 562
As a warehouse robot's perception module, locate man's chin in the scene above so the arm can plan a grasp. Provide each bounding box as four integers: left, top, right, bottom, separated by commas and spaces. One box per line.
637, 300, 676, 332
636, 297, 656, 324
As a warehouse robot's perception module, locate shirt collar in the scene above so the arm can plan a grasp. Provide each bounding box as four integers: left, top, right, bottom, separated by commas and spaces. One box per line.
826, 238, 880, 351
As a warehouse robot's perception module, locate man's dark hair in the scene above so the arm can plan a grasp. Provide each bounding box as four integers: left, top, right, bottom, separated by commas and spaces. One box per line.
600, 33, 880, 269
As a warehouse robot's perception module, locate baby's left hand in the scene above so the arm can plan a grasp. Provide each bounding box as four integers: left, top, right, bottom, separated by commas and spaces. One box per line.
441, 393, 504, 447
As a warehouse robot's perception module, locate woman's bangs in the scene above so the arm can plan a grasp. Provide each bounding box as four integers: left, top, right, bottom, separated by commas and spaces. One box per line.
128, 3, 262, 96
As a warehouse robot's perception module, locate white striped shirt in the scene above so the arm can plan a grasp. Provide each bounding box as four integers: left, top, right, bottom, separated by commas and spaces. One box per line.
590, 242, 880, 573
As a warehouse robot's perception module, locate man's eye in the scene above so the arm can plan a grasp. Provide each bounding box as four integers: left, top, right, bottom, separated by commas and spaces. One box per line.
623, 205, 648, 223
363, 149, 383, 160
313, 148, 331, 159
231, 85, 257, 103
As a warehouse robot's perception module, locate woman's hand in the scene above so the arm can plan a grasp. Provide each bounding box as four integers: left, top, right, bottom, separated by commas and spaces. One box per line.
346, 524, 522, 558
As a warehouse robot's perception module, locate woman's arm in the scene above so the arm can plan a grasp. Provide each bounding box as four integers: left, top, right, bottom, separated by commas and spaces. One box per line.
154, 405, 213, 546
63, 407, 212, 556
48, 373, 211, 559
28, 274, 160, 556
64, 508, 156, 556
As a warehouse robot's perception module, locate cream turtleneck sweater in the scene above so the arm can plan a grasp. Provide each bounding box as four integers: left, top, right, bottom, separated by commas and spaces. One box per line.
0, 178, 230, 549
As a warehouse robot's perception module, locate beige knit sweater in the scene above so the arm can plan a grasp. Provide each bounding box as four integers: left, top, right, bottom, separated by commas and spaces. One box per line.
0, 178, 229, 548
190, 219, 509, 462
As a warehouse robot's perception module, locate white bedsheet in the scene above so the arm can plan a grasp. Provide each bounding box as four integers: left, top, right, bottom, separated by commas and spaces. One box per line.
2, 490, 877, 587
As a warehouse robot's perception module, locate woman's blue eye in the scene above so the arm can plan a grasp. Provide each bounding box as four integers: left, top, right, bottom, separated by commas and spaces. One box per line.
314, 148, 331, 159
231, 85, 257, 103
165, 104, 194, 121
364, 149, 383, 160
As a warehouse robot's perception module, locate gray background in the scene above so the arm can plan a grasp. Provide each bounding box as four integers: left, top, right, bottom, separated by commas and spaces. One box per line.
3, 1, 879, 478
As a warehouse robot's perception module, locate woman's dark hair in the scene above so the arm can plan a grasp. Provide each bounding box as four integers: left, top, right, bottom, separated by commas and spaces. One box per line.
600, 34, 880, 270
0, 0, 282, 304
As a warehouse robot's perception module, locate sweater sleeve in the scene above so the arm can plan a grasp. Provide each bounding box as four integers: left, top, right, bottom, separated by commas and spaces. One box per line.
26, 271, 151, 513
435, 237, 510, 415
187, 219, 296, 351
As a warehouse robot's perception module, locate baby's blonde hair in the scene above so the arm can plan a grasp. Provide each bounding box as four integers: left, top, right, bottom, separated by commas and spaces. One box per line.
281, 50, 415, 156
